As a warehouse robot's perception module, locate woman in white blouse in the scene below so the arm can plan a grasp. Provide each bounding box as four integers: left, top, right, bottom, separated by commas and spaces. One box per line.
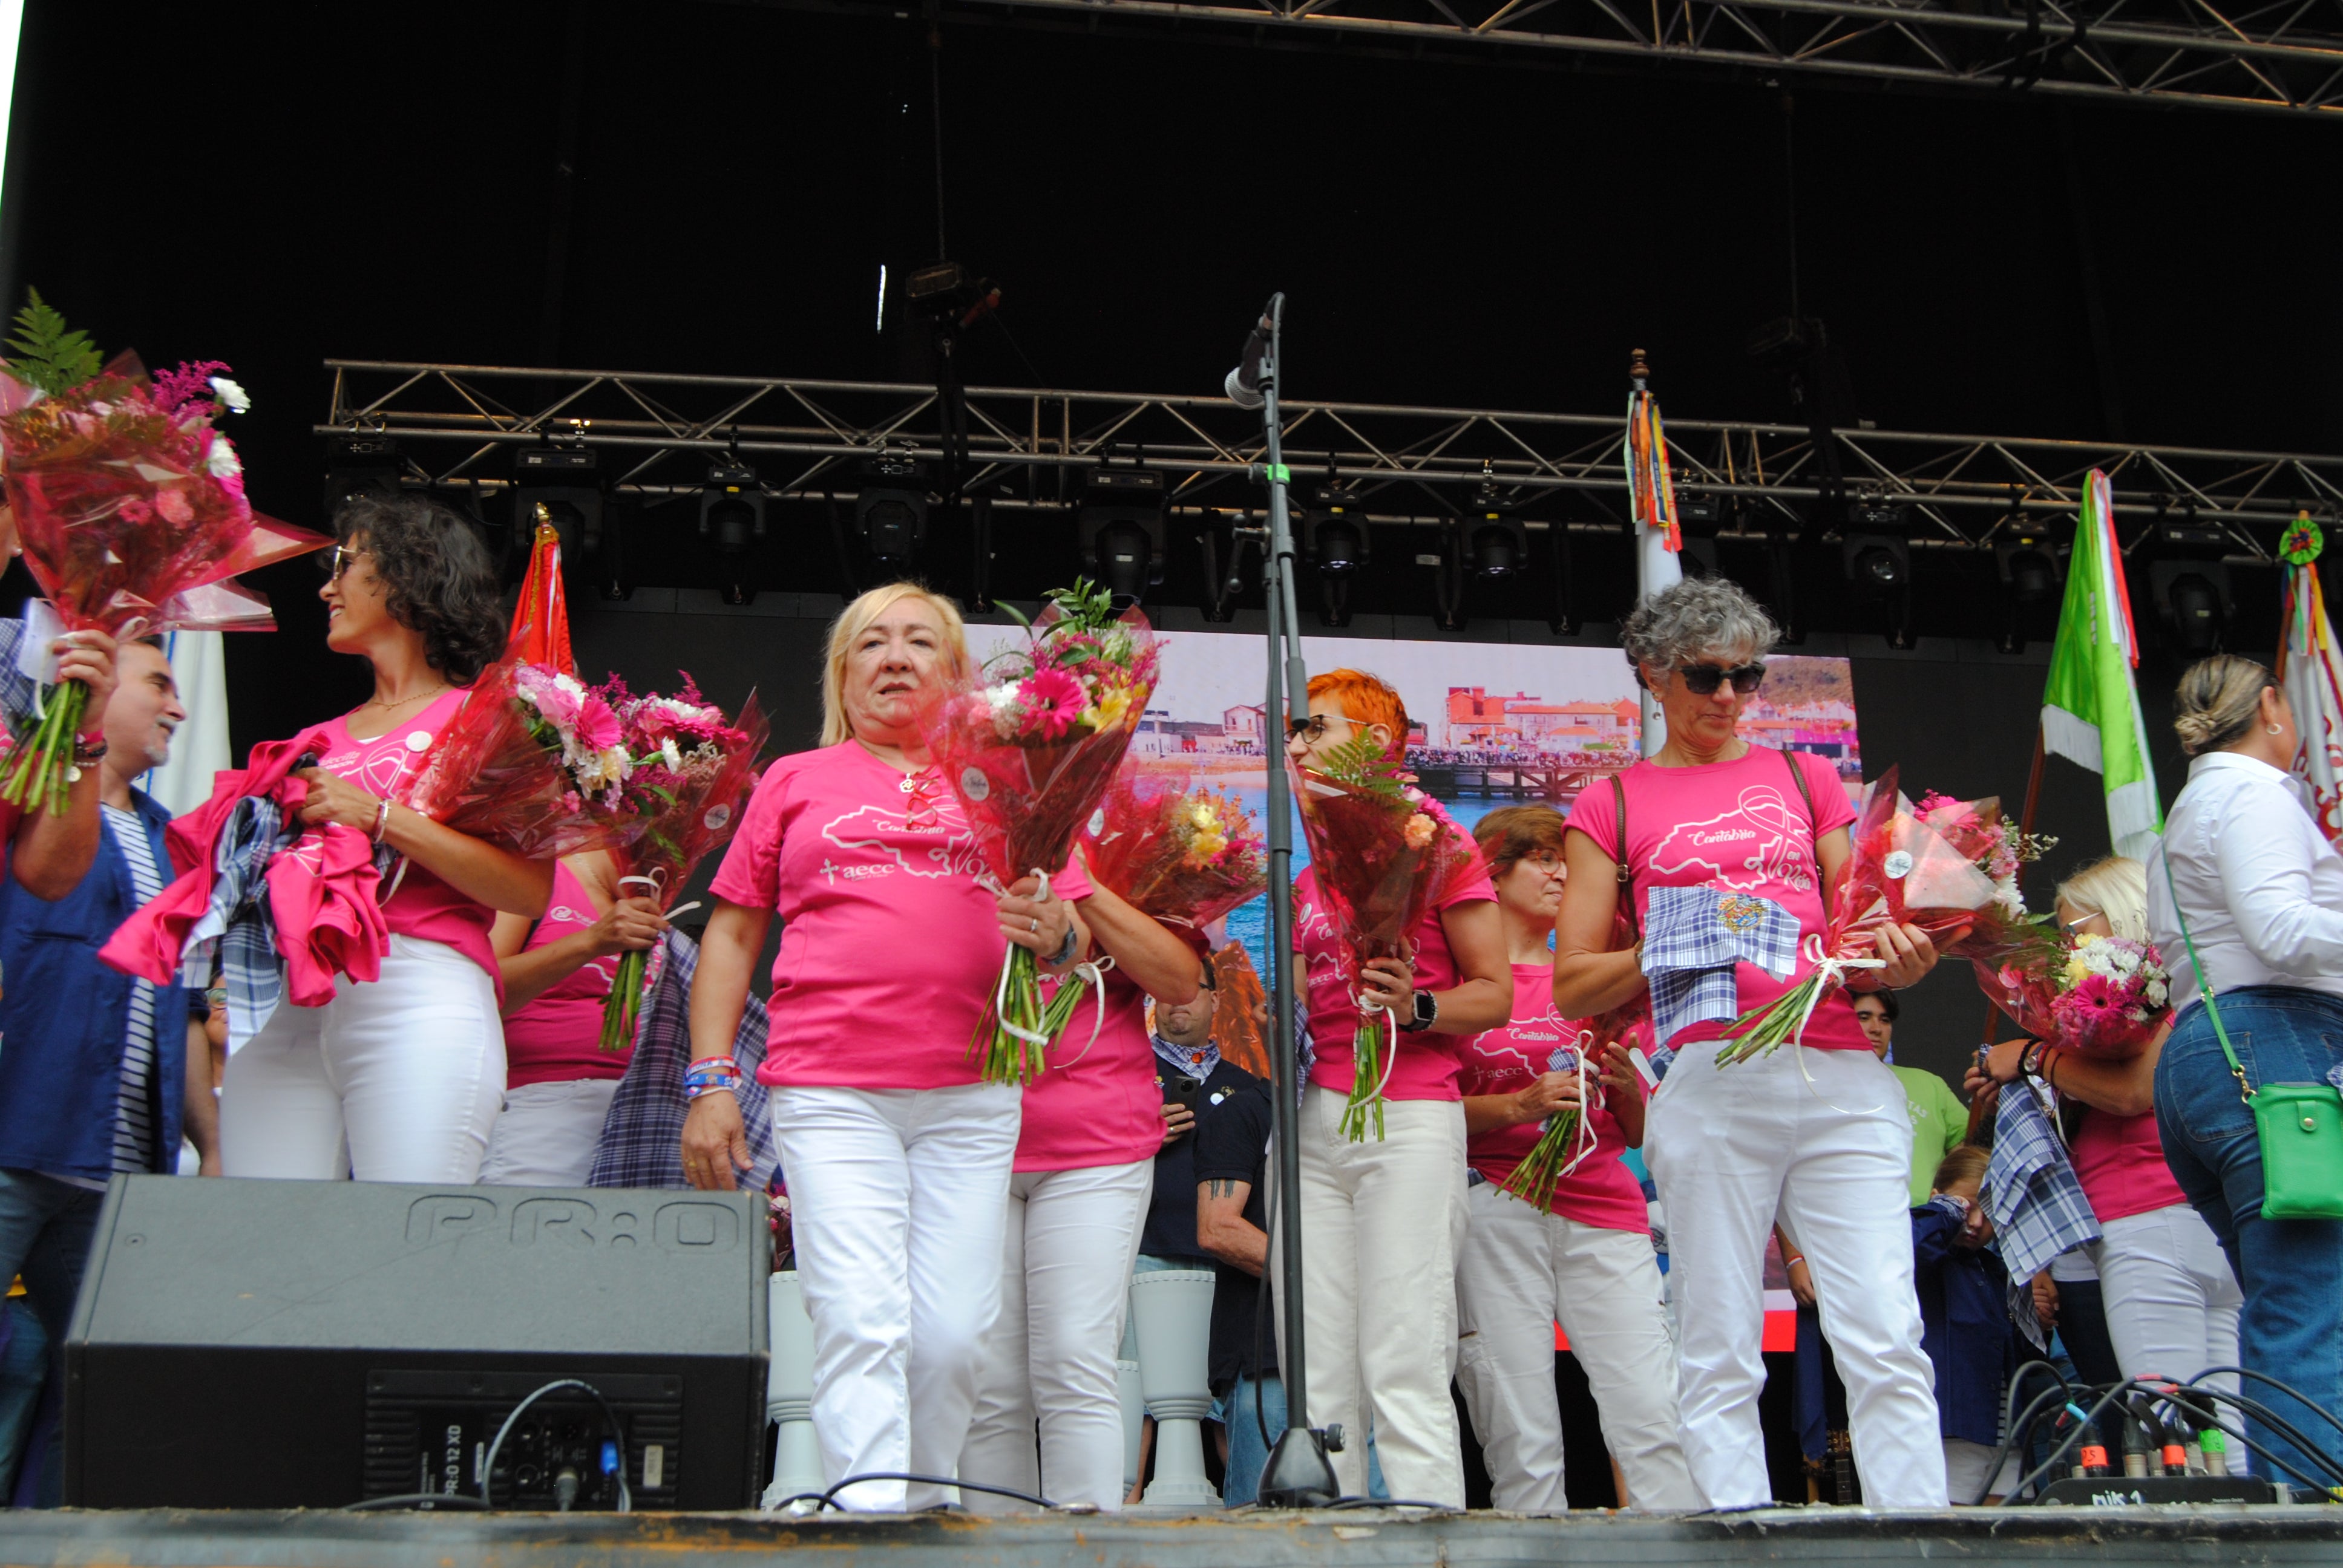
2146, 653, 2343, 1489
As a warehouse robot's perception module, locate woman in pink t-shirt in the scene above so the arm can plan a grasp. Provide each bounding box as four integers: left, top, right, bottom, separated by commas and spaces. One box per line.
477, 851, 668, 1186
1553, 577, 1952, 1510
1451, 805, 1698, 1511
1970, 857, 2242, 1429
681, 583, 1088, 1514
218, 495, 554, 1183
1286, 667, 1510, 1509
958, 872, 1204, 1511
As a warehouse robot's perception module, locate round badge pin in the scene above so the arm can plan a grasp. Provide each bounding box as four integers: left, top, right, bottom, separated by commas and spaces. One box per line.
1883, 849, 1915, 879
1088, 807, 1106, 837
962, 767, 991, 803
704, 804, 732, 831
405, 731, 433, 753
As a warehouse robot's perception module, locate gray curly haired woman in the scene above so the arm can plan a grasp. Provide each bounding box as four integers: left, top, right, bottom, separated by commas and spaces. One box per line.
1551, 575, 1956, 1509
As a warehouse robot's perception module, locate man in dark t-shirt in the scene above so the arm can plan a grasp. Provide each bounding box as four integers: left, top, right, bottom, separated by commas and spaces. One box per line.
1135, 967, 1247, 1267
1192, 1072, 1279, 1504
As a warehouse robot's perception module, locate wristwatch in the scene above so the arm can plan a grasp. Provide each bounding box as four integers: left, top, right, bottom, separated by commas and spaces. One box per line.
1398, 988, 1438, 1033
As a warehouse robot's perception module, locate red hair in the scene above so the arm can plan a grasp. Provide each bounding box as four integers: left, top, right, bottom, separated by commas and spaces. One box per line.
1308, 668, 1409, 759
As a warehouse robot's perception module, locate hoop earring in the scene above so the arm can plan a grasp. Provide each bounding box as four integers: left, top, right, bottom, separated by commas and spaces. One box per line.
2268, 724, 2284, 735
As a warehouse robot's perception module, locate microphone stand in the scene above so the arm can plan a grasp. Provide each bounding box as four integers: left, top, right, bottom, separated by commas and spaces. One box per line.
1245, 294, 1342, 1507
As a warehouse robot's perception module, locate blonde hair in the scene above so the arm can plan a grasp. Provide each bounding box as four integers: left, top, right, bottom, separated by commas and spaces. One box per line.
2172, 653, 2274, 756
819, 583, 968, 747
2056, 855, 2149, 943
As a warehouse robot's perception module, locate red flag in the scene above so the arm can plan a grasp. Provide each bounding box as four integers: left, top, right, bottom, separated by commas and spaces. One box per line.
505, 515, 575, 675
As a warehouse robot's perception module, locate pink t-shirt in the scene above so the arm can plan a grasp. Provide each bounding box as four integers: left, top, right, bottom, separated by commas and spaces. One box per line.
1296, 805, 1498, 1102
2071, 1106, 2187, 1223
502, 860, 630, 1088
1457, 962, 1649, 1232
298, 690, 499, 985
1017, 966, 1174, 1172
1566, 746, 1867, 1054
711, 740, 1093, 1091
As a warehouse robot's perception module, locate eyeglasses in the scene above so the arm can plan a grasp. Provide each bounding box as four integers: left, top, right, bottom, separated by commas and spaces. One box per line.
327, 544, 367, 581
1678, 662, 1767, 696
1518, 850, 1565, 874
1292, 712, 1348, 743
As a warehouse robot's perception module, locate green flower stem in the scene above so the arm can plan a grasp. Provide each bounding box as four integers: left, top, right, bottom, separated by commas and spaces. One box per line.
598, 947, 649, 1053
971, 946, 1049, 1086
1712, 974, 1830, 1067
1499, 1106, 1585, 1212
0, 678, 86, 818
1340, 1016, 1390, 1142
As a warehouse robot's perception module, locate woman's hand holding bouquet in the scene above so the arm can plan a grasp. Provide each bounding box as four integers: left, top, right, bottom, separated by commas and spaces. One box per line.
401, 659, 646, 860
1719, 767, 2059, 1065
924, 581, 1159, 1085
1291, 731, 1476, 1141
596, 680, 767, 1053
1984, 930, 2171, 1060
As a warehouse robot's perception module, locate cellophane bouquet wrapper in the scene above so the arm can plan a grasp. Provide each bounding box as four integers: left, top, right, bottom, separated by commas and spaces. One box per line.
402, 658, 646, 860
923, 584, 1159, 1084
0, 347, 257, 813
1290, 736, 1476, 1140
1719, 766, 2062, 1065
598, 682, 768, 1053
1981, 931, 2170, 1060
1502, 912, 1645, 1212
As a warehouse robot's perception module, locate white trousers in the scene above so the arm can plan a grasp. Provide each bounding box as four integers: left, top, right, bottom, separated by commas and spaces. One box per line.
479, 1078, 621, 1187
770, 1081, 1022, 1511
1453, 1181, 1701, 1511
1645, 1042, 1947, 1509
2089, 1201, 2246, 1468
959, 1158, 1154, 1511
218, 935, 505, 1182
1272, 1085, 1470, 1508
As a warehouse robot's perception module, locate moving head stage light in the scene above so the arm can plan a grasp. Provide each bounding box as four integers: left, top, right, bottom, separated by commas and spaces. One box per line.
854, 455, 931, 569
699, 460, 766, 606
1079, 466, 1167, 603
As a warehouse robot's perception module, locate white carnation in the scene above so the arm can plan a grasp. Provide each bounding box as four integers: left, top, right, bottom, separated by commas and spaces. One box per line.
209, 376, 251, 413
206, 437, 243, 479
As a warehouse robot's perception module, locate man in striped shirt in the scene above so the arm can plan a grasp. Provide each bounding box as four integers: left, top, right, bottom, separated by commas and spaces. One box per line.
0, 638, 204, 1503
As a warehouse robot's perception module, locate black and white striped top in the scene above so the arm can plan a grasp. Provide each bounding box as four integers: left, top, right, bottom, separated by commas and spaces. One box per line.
103, 804, 164, 1175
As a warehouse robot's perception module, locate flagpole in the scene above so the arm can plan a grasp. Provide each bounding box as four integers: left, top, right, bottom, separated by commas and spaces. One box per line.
1970, 725, 2046, 1137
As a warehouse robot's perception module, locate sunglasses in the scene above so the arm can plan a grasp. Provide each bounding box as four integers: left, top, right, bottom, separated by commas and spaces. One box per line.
1678, 662, 1767, 696
327, 544, 367, 581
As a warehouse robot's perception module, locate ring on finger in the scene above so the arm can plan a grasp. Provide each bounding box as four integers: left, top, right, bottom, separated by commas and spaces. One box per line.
1030, 916, 1040, 933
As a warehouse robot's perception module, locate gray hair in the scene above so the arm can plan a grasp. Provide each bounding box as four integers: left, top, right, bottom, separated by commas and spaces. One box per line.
1619, 577, 1780, 674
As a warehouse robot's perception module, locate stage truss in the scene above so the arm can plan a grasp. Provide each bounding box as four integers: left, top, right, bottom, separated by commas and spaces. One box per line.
321, 359, 2343, 562
757, 0, 2343, 117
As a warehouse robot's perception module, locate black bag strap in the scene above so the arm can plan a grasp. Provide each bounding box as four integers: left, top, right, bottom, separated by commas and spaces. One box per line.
1780, 743, 1817, 825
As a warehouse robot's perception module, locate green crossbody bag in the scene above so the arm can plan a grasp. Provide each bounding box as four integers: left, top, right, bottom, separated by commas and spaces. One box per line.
2160, 852, 2343, 1221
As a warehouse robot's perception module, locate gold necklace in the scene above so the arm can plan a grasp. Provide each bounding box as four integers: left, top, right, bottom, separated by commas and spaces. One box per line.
361, 684, 450, 714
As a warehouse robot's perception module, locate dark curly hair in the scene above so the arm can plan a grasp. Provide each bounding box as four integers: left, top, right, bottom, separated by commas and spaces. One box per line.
332, 495, 506, 684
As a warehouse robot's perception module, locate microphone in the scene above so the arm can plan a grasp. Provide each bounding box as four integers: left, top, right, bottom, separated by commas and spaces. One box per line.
1224, 315, 1273, 410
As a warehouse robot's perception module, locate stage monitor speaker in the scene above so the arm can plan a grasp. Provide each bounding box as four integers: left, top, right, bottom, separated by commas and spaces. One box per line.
64, 1177, 768, 1510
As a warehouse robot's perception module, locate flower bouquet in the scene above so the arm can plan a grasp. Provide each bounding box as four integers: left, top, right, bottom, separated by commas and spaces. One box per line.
1292, 731, 1478, 1141
0, 294, 260, 813
923, 581, 1160, 1084
1985, 932, 2171, 1060
597, 679, 767, 1053
401, 658, 645, 859
1717, 768, 2062, 1066
1501, 922, 1644, 1212
1035, 771, 1269, 1047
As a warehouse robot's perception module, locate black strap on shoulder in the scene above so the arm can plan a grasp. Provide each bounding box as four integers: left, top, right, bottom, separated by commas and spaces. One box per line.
1610, 773, 1637, 938
1780, 744, 1816, 825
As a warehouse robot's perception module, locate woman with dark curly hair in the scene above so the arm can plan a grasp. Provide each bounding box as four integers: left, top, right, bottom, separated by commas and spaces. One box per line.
218, 496, 553, 1183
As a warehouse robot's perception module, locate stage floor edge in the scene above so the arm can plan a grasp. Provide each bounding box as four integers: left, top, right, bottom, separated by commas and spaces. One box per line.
7, 1504, 2343, 1568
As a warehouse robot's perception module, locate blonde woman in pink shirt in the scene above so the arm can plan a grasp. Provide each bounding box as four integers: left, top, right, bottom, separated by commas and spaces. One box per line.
957, 863, 1204, 1510
681, 583, 1089, 1512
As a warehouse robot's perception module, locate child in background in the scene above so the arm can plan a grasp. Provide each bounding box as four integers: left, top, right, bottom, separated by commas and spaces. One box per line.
1913, 1145, 2019, 1503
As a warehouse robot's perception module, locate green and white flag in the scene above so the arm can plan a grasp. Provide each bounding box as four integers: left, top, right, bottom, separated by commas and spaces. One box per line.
2042, 469, 2161, 860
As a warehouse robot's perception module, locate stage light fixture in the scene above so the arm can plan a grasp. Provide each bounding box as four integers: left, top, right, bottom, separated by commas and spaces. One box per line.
323, 433, 406, 520
1841, 502, 1914, 648
2148, 517, 2234, 657
511, 440, 603, 583
854, 456, 931, 568
698, 459, 767, 606
1994, 528, 2063, 605
1077, 466, 1167, 603
1306, 486, 1368, 577
1468, 514, 1528, 579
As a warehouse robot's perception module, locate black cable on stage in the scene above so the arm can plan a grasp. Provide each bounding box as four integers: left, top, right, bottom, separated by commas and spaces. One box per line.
767, 1472, 1057, 1512
479, 1377, 633, 1512
1998, 1377, 2175, 1504
2184, 1366, 2343, 1446
1326, 1496, 1450, 1510
1997, 1376, 2343, 1503
1967, 1374, 2077, 1505
343, 1492, 489, 1512
2171, 1388, 2343, 1488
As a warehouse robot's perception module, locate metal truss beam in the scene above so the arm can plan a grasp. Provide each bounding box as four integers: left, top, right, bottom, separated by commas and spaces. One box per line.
321, 360, 2343, 562
829, 0, 2343, 117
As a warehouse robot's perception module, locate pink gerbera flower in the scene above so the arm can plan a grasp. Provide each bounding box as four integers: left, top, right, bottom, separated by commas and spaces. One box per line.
574, 692, 623, 753
1019, 666, 1087, 739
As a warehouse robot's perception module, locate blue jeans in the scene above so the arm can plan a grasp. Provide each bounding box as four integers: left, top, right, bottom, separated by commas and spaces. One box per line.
0, 1169, 105, 1508
2154, 987, 2343, 1490
0, 1297, 49, 1501
1215, 1374, 1388, 1506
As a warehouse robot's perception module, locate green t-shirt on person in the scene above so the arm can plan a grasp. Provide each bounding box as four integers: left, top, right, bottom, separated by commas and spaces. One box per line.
1891, 1062, 1970, 1207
